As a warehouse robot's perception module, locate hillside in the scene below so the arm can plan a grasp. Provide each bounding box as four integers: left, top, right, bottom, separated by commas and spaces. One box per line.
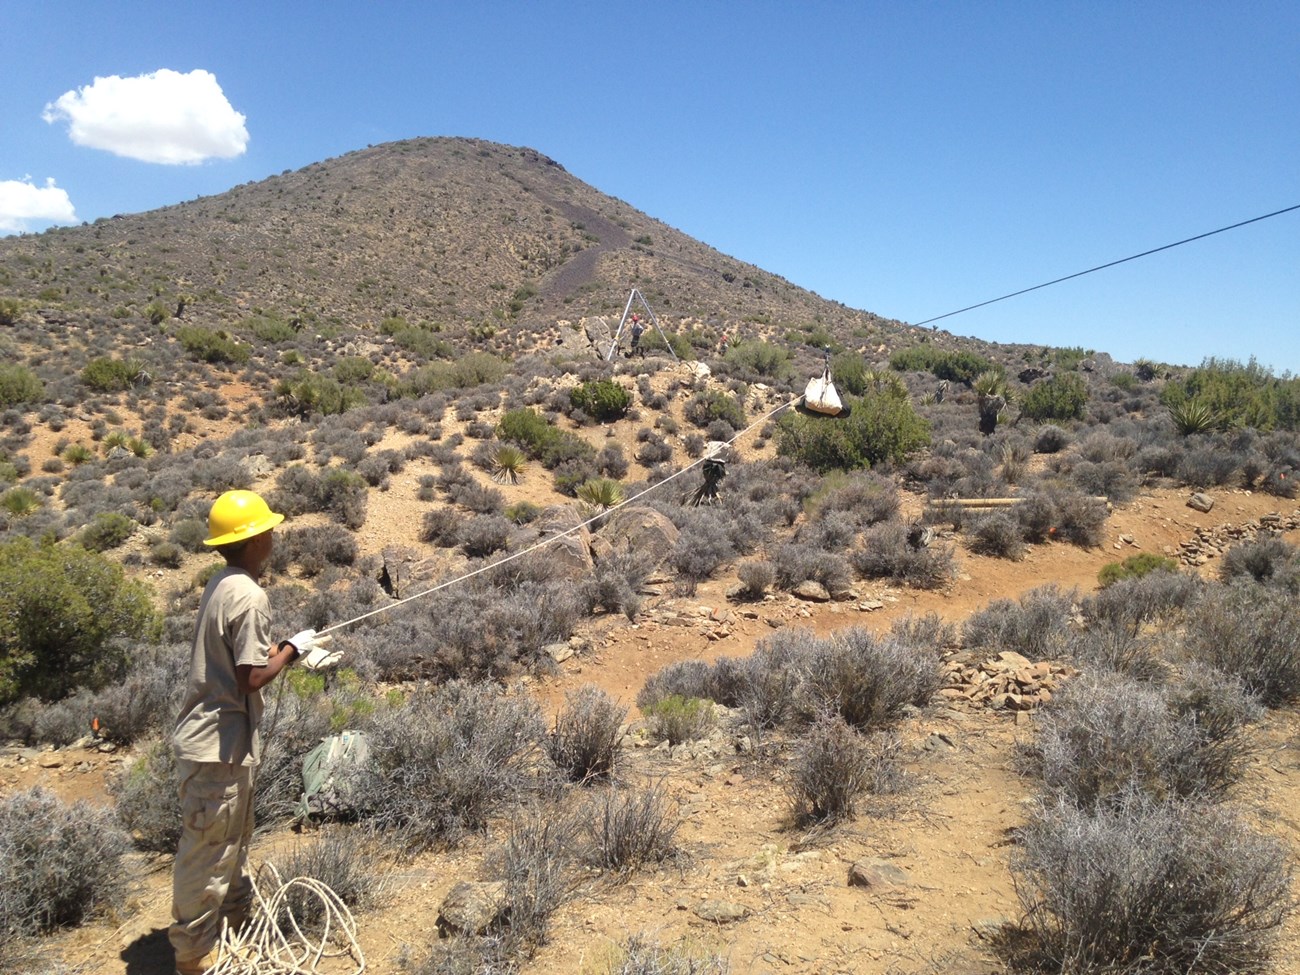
0, 137, 905, 348
4, 137, 1300, 975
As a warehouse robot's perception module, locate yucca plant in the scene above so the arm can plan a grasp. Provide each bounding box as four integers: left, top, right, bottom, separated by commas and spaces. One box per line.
61, 443, 94, 465
101, 430, 131, 452
1, 487, 42, 516
127, 436, 154, 458
491, 444, 527, 484
1169, 399, 1220, 436
576, 477, 624, 510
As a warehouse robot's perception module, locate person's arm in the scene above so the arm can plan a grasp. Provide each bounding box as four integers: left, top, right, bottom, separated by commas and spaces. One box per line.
236, 641, 298, 694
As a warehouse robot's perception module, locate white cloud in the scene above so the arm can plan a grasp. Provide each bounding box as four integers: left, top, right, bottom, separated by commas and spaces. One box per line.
43, 68, 248, 165
0, 177, 77, 234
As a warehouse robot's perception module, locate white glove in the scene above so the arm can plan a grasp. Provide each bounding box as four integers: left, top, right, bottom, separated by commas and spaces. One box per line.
301, 644, 344, 671
286, 629, 318, 655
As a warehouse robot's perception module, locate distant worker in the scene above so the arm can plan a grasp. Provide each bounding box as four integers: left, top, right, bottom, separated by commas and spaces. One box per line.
718, 330, 730, 355
630, 314, 645, 356
170, 490, 342, 975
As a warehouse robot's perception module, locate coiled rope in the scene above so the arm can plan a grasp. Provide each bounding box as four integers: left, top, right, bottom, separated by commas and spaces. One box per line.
207, 863, 365, 974
315, 387, 803, 638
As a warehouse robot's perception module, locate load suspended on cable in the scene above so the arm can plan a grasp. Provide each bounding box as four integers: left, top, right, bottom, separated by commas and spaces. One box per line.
801, 355, 844, 416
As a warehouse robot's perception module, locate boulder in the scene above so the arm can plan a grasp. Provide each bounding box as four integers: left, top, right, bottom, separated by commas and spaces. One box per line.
536, 504, 594, 579
692, 899, 749, 924
599, 506, 680, 567
790, 580, 831, 602
1188, 492, 1215, 513
437, 881, 507, 937
848, 858, 911, 889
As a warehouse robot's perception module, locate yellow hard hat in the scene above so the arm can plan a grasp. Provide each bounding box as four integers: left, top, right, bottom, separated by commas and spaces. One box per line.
204, 490, 284, 546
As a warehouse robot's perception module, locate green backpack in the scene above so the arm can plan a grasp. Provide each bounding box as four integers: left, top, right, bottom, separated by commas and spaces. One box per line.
296, 729, 372, 821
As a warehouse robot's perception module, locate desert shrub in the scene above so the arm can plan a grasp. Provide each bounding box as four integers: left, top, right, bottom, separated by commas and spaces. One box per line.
582, 783, 680, 873
787, 715, 873, 823
808, 470, 899, 526
634, 437, 673, 465
420, 507, 460, 546
571, 379, 632, 421
272, 831, 380, 934
491, 444, 528, 484
1067, 623, 1166, 682
601, 935, 730, 975
496, 809, 576, 953
683, 390, 745, 431
362, 681, 546, 850
736, 559, 775, 599
547, 685, 626, 783
669, 513, 735, 586
962, 584, 1076, 659
81, 356, 148, 392
0, 788, 130, 939
0, 537, 157, 703
276, 371, 367, 417
1013, 797, 1291, 975
1016, 488, 1107, 547
1080, 570, 1202, 635
578, 551, 646, 620
967, 512, 1025, 560
850, 521, 954, 589
1182, 582, 1300, 706
80, 511, 136, 552
636, 661, 712, 711
111, 738, 182, 852
1, 485, 43, 516
797, 627, 941, 730
450, 479, 506, 515
643, 695, 715, 745
175, 325, 249, 365
1098, 551, 1179, 588
576, 477, 624, 510
1034, 424, 1071, 453
459, 514, 512, 557
889, 345, 995, 384
1021, 373, 1088, 422
772, 540, 853, 595
1031, 676, 1252, 809
776, 390, 929, 472
274, 523, 359, 576
0, 364, 44, 408
1218, 535, 1300, 591
498, 407, 596, 470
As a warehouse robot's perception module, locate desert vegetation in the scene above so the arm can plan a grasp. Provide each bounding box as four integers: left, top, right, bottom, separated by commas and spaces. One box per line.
2, 137, 1300, 974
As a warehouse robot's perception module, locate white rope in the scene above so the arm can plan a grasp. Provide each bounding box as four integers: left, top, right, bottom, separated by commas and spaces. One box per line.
316, 389, 803, 637
207, 863, 365, 974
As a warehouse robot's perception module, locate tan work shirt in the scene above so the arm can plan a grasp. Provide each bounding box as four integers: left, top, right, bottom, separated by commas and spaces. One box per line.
173, 567, 272, 767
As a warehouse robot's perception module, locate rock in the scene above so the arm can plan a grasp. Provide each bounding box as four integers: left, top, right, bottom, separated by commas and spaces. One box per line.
1188, 492, 1215, 513
693, 899, 749, 923
37, 752, 64, 769
437, 881, 507, 936
544, 642, 574, 663
790, 580, 831, 602
536, 505, 594, 579
600, 507, 680, 567
848, 858, 911, 889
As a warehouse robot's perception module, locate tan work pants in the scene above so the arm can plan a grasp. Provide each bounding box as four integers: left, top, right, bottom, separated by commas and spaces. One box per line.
169, 759, 256, 965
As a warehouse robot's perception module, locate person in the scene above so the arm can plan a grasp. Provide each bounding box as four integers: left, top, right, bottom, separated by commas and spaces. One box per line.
170, 490, 341, 975
718, 330, 730, 355
630, 314, 645, 356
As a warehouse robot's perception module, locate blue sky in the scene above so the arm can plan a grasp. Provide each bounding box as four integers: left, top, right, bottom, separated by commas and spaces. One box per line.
3, 2, 1297, 371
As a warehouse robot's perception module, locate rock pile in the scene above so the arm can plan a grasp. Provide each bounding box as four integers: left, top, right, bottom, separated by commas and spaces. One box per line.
938, 650, 1077, 713
1174, 510, 1300, 567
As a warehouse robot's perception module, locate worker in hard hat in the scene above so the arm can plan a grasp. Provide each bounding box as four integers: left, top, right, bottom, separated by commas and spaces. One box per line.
170, 489, 342, 975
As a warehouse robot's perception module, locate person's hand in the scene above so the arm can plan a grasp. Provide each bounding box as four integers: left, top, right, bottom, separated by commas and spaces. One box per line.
301, 644, 344, 670
286, 629, 318, 655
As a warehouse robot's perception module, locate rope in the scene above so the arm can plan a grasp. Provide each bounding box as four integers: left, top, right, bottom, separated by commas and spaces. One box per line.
316, 387, 804, 637
912, 202, 1300, 328
207, 863, 365, 974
